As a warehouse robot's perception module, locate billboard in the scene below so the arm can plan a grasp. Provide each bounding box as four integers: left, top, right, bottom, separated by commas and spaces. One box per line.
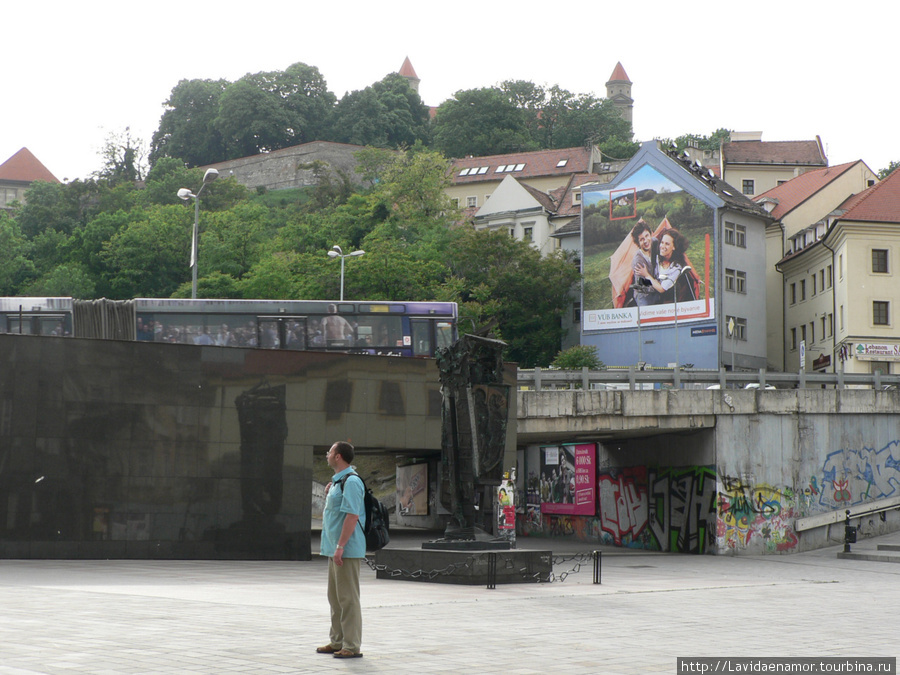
582, 164, 715, 331
540, 443, 596, 516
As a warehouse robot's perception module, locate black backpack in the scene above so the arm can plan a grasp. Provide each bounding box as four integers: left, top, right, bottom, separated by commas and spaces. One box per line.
337, 473, 391, 552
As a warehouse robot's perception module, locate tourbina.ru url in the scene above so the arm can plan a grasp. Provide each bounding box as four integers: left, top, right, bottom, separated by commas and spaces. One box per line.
677, 658, 896, 674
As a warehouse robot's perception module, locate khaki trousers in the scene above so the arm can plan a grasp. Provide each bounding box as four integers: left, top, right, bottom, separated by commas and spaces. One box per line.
327, 557, 362, 652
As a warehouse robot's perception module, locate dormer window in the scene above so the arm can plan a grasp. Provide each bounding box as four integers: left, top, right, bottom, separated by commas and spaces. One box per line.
556, 159, 568, 168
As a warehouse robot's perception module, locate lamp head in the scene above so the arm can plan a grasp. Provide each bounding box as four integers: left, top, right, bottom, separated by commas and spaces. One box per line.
331, 245, 343, 255
327, 250, 339, 258
350, 250, 365, 257
203, 168, 219, 183
177, 188, 193, 201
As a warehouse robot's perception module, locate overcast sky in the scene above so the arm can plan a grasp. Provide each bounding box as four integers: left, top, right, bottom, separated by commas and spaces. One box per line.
4, 1, 896, 182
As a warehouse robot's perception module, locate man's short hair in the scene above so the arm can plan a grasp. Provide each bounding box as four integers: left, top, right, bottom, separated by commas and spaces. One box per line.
333, 441, 355, 463
630, 219, 651, 244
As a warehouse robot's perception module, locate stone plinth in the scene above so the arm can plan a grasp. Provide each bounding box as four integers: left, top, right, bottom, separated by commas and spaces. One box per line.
374, 548, 552, 585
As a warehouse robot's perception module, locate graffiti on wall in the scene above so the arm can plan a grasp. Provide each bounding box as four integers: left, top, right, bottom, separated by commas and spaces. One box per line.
819, 441, 900, 509
716, 476, 798, 553
597, 467, 650, 547
648, 466, 717, 554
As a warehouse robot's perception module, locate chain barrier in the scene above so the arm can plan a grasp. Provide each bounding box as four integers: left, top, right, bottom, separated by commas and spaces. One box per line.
364, 550, 601, 587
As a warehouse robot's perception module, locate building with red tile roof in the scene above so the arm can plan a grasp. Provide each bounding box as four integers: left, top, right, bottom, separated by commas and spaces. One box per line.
721, 132, 827, 198
0, 147, 60, 209
775, 167, 900, 375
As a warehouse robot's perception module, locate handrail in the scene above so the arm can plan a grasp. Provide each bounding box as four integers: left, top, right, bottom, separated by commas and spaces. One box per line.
795, 495, 900, 532
517, 366, 900, 391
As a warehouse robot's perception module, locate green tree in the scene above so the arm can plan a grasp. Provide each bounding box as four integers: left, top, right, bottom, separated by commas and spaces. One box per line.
432, 87, 535, 158
443, 229, 580, 367
95, 127, 148, 183
551, 345, 603, 370
24, 263, 96, 299
150, 78, 229, 167
878, 160, 900, 180
331, 73, 431, 149
0, 213, 35, 294
100, 205, 192, 298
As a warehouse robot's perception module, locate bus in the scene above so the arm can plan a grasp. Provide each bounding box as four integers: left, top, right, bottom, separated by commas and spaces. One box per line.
0, 297, 458, 358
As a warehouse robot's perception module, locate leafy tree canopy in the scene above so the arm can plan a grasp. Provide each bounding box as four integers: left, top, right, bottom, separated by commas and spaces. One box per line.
551, 345, 604, 370
432, 87, 536, 158
331, 73, 431, 149
878, 160, 900, 180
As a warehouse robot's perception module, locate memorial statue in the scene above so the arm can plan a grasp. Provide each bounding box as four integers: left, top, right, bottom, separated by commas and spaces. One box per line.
435, 334, 510, 542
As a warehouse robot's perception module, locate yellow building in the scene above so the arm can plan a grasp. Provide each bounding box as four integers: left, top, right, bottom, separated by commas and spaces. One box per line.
777, 167, 900, 376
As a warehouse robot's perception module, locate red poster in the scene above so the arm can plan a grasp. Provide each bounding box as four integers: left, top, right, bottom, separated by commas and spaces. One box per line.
540, 443, 596, 515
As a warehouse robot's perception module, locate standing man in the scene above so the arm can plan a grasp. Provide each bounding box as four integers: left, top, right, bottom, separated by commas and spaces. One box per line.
317, 441, 366, 659
630, 219, 659, 307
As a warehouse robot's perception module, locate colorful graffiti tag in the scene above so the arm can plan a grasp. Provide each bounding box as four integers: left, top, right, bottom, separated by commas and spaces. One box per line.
595, 465, 716, 553
598, 467, 650, 547
649, 466, 717, 554
716, 476, 798, 553
820, 442, 900, 509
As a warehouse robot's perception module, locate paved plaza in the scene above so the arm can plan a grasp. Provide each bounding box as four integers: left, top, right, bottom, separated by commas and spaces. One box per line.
0, 530, 898, 674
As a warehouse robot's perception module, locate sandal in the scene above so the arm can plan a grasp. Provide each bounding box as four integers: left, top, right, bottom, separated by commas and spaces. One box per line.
333, 649, 363, 658
316, 645, 340, 654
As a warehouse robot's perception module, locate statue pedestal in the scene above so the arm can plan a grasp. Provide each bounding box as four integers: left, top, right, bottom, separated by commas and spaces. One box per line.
374, 547, 551, 585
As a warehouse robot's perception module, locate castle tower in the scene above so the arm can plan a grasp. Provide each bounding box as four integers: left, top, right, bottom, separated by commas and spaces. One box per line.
399, 56, 420, 93
605, 62, 633, 125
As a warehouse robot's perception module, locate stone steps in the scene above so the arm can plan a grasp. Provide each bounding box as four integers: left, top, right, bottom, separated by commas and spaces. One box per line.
837, 544, 900, 563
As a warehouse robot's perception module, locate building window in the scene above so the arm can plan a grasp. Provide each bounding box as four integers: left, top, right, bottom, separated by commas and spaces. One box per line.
572, 192, 582, 205
827, 313, 833, 337
509, 228, 515, 238
800, 280, 806, 301
874, 301, 890, 326
811, 275, 816, 296
809, 322, 815, 343
791, 328, 797, 350
724, 221, 745, 247
725, 316, 747, 341
790, 283, 796, 305
820, 316, 826, 340
840, 305, 844, 331
819, 269, 825, 290
872, 249, 889, 274
801, 324, 807, 343
573, 301, 581, 324
826, 264, 833, 288
839, 254, 844, 279
725, 269, 746, 293
523, 226, 533, 243
742, 179, 755, 195
466, 196, 477, 208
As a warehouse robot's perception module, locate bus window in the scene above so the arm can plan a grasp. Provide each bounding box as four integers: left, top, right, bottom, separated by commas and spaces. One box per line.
284, 319, 306, 350
410, 320, 431, 356
38, 317, 69, 336
435, 321, 454, 350
355, 315, 403, 348
258, 319, 281, 349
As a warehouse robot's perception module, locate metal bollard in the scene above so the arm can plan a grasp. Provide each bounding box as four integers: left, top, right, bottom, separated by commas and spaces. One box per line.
843, 509, 857, 553
486, 552, 497, 589
592, 550, 601, 584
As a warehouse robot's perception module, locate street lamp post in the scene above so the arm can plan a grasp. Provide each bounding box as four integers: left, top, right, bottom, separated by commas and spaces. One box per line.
177, 168, 219, 299
327, 245, 364, 301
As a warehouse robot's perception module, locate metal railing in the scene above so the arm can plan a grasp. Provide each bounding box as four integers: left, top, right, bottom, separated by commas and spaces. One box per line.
517, 366, 900, 391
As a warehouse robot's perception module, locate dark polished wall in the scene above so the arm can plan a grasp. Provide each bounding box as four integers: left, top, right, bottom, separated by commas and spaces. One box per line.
0, 334, 443, 560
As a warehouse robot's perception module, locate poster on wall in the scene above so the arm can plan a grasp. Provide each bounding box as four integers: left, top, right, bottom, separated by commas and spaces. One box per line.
540, 443, 596, 515
497, 476, 516, 541
581, 164, 715, 332
396, 463, 429, 516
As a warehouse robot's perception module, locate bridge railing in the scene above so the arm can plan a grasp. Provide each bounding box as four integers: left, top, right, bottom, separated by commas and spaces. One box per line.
517, 367, 900, 391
